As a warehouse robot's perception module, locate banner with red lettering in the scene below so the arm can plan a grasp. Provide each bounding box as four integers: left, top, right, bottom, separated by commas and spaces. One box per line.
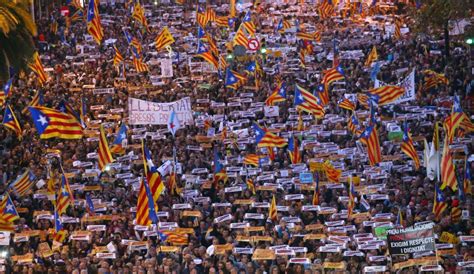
128, 97, 193, 125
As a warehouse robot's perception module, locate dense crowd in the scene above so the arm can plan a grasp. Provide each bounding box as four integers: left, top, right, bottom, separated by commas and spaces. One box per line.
0, 0, 473, 273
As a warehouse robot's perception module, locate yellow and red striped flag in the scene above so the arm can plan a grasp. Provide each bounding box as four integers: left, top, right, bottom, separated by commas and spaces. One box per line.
28, 106, 83, 139
367, 86, 405, 105
433, 184, 447, 220
323, 160, 341, 183
56, 175, 73, 216
0, 193, 19, 223
400, 122, 420, 170
135, 178, 158, 226
97, 125, 114, 171
133, 57, 149, 73
86, 0, 104, 44
29, 52, 48, 85
440, 135, 458, 191
338, 98, 356, 111
8, 170, 35, 197
132, 3, 149, 30
113, 46, 124, 67
269, 195, 277, 222
246, 179, 256, 195
155, 27, 175, 51
364, 46, 378, 67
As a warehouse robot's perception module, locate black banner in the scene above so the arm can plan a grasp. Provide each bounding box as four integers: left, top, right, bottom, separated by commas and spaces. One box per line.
387, 223, 436, 255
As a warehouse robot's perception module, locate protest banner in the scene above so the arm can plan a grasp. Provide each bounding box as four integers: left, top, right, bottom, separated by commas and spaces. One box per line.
387, 223, 436, 255
128, 97, 194, 125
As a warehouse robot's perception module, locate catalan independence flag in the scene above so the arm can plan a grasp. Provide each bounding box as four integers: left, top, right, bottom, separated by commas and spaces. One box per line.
110, 123, 128, 154
22, 90, 44, 114
87, 0, 104, 44
53, 206, 67, 242
196, 41, 218, 68
155, 27, 175, 51
113, 46, 124, 67
296, 31, 321, 42
0, 78, 13, 107
8, 170, 35, 197
233, 27, 249, 48
287, 136, 301, 164
359, 124, 382, 166
29, 106, 83, 139
158, 230, 188, 245
132, 3, 149, 30
348, 182, 356, 217
242, 11, 256, 35
364, 46, 378, 67
348, 112, 362, 136
0, 193, 19, 223
133, 57, 149, 73
246, 179, 256, 195
367, 85, 405, 105
323, 160, 341, 183
142, 141, 165, 202
225, 68, 247, 90
313, 173, 320, 206
440, 135, 457, 192
29, 52, 48, 85
433, 184, 447, 220
253, 123, 287, 148
97, 125, 114, 171
319, 0, 334, 19
135, 178, 158, 226
265, 82, 287, 106
294, 84, 325, 118
243, 154, 260, 167
400, 121, 420, 170
2, 105, 22, 139
444, 96, 465, 144
269, 195, 277, 222
213, 149, 228, 186
56, 175, 73, 216
276, 19, 291, 33
338, 98, 356, 111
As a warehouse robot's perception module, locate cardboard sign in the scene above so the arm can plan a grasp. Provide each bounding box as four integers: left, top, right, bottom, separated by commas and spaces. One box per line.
387, 223, 435, 255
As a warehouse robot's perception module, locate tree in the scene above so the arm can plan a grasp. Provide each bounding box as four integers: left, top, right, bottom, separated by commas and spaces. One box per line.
0, 0, 37, 82
410, 0, 472, 61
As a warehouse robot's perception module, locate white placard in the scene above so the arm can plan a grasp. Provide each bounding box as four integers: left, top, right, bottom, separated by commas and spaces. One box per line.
128, 97, 193, 125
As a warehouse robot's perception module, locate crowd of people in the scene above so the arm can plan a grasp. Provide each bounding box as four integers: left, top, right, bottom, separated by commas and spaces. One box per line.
0, 0, 473, 273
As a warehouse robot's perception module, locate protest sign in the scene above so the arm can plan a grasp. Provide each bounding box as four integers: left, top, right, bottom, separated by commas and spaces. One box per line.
387, 223, 435, 255
128, 97, 194, 125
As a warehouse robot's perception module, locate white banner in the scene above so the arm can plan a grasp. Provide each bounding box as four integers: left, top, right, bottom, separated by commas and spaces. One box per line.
128, 97, 194, 125
375, 69, 415, 104
159, 59, 173, 78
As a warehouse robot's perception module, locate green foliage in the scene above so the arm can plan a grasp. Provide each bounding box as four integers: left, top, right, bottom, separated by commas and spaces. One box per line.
0, 0, 37, 82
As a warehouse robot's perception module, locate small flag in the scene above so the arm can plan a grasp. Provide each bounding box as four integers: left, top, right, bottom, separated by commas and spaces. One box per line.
167, 111, 181, 137
97, 125, 114, 171
2, 105, 22, 139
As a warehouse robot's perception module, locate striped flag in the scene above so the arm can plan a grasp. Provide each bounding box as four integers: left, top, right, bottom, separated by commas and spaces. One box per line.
86, 0, 104, 44
242, 11, 256, 35
142, 141, 165, 201
56, 175, 73, 216
440, 136, 458, 191
294, 84, 325, 118
400, 121, 420, 170
29, 106, 83, 139
196, 41, 218, 68
22, 90, 44, 114
2, 105, 22, 139
243, 154, 260, 167
433, 184, 447, 220
323, 160, 342, 183
364, 46, 378, 67
225, 68, 247, 90
313, 173, 320, 206
276, 19, 291, 33
299, 48, 306, 68
269, 195, 277, 222
113, 46, 124, 67
53, 206, 67, 242
393, 19, 402, 40
265, 82, 286, 106
348, 112, 362, 135
155, 27, 175, 51
8, 170, 35, 197
0, 78, 12, 107
319, 0, 334, 19
214, 16, 229, 27
0, 221, 15, 232
133, 57, 149, 73
246, 179, 256, 195
29, 52, 48, 85
338, 98, 355, 111
213, 150, 228, 186
451, 206, 462, 223
367, 86, 405, 105
322, 65, 344, 88
110, 123, 128, 154
132, 3, 149, 30
135, 178, 158, 226
315, 84, 329, 106
359, 124, 382, 166
348, 182, 356, 217
233, 27, 249, 48
296, 31, 321, 42
253, 123, 287, 148
444, 96, 465, 144
159, 230, 188, 245
464, 159, 472, 195
97, 125, 114, 171
287, 136, 301, 164
0, 193, 19, 223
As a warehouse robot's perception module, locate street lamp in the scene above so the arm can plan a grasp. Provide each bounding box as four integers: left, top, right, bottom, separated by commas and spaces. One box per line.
466, 38, 473, 45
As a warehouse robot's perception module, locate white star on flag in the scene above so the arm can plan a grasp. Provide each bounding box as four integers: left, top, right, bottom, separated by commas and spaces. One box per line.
38, 115, 48, 126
